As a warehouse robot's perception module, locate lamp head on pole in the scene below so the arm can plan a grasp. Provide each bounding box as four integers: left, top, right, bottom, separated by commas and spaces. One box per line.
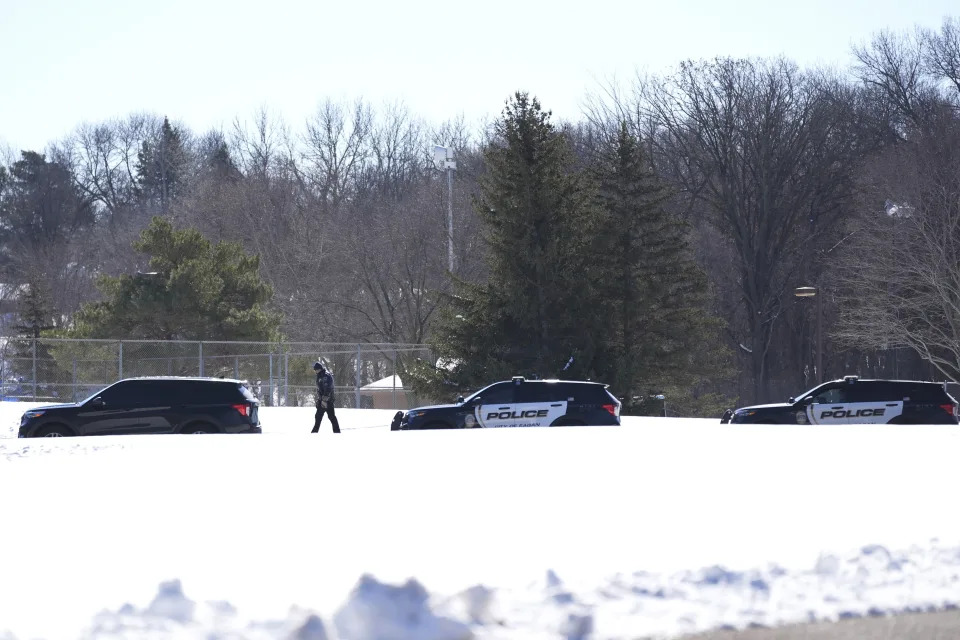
794, 286, 817, 298
433, 145, 456, 170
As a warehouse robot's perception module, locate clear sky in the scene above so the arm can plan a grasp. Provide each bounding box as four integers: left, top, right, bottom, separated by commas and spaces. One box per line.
1, 0, 956, 154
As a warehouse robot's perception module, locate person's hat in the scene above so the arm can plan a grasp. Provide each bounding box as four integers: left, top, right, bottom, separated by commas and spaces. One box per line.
313, 360, 324, 371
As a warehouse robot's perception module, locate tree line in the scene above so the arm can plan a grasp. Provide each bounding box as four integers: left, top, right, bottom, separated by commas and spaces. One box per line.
1, 18, 959, 412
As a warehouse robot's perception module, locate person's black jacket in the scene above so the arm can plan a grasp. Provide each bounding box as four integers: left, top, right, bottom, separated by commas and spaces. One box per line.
317, 370, 335, 403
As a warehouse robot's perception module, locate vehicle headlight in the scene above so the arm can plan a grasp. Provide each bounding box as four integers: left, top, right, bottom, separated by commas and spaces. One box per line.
735, 409, 757, 417
407, 410, 427, 420
21, 410, 46, 423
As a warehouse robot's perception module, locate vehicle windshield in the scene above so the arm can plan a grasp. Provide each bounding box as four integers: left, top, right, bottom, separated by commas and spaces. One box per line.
78, 384, 111, 405
462, 383, 498, 404
792, 382, 830, 403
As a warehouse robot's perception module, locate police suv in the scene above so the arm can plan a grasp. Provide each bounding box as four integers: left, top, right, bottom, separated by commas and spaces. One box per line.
721, 376, 959, 425
390, 376, 622, 430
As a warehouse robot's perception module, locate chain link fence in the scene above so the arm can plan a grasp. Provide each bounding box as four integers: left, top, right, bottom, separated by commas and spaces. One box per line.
0, 338, 433, 410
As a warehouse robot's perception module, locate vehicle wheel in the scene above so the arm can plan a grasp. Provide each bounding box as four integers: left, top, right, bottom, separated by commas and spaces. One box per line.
181, 423, 218, 434
36, 424, 73, 437
550, 419, 584, 427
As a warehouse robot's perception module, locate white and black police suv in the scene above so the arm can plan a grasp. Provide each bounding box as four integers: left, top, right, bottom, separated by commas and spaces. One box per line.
721, 376, 959, 425
390, 376, 622, 430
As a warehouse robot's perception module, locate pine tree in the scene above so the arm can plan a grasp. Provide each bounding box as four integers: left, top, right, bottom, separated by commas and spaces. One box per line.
14, 279, 54, 338
0, 151, 93, 250
135, 117, 188, 213
415, 93, 611, 396
71, 216, 281, 341
591, 123, 731, 414
8, 279, 62, 396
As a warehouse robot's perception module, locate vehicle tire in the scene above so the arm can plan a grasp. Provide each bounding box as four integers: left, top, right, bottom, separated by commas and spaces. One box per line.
36, 424, 74, 437
550, 418, 584, 427
181, 422, 218, 434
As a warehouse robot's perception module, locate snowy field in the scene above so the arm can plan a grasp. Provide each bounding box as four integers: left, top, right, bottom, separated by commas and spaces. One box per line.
2, 401, 960, 640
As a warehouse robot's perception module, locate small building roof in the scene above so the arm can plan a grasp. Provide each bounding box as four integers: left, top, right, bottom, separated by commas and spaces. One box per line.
360, 374, 403, 390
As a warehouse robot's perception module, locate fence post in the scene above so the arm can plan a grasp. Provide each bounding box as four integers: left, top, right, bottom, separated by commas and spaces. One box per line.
268, 352, 274, 406
198, 342, 204, 377
392, 348, 398, 410
284, 351, 289, 406
118, 341, 123, 379
32, 338, 37, 400
72, 358, 77, 402
355, 344, 361, 409
234, 356, 239, 379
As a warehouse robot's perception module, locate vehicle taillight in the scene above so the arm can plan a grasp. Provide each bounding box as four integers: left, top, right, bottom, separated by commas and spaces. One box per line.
940, 403, 955, 417
232, 404, 250, 417
603, 404, 617, 417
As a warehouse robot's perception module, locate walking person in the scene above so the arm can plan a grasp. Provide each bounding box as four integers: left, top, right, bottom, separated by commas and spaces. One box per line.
311, 359, 341, 434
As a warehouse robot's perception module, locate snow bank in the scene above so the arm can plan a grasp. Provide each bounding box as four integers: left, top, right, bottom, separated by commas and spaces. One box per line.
5, 403, 960, 639
7, 542, 951, 640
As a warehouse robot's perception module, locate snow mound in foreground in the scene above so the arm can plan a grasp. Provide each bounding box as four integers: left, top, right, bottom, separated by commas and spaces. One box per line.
333, 574, 472, 640
18, 542, 957, 640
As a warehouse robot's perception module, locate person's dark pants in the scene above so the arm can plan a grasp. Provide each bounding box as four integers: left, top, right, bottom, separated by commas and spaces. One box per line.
312, 399, 341, 433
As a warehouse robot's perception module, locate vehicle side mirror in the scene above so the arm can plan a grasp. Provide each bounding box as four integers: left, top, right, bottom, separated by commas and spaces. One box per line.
788, 397, 795, 404
457, 395, 465, 404
88, 396, 104, 408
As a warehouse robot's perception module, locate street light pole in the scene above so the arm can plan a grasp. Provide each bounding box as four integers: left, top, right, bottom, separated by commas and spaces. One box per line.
447, 164, 454, 273
794, 286, 823, 383
434, 146, 456, 273
815, 290, 823, 383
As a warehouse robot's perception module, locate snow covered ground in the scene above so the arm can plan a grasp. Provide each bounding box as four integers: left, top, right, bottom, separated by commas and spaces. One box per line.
2, 401, 960, 639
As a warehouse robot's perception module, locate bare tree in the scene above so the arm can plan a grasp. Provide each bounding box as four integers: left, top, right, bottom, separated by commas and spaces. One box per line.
612, 59, 860, 401
362, 101, 429, 200
834, 113, 960, 379
63, 113, 163, 220
299, 98, 373, 214
922, 17, 960, 97
834, 22, 960, 380
230, 106, 290, 181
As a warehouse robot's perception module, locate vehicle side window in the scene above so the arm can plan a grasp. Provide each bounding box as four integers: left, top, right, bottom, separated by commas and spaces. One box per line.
176, 381, 233, 404
569, 384, 607, 403
202, 383, 238, 403
478, 383, 514, 404
166, 381, 203, 404
513, 383, 537, 403
100, 380, 154, 407
906, 384, 947, 402
846, 383, 883, 403
518, 383, 562, 403
810, 385, 849, 404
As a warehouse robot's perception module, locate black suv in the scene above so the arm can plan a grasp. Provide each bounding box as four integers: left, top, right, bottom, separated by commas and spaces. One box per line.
18, 376, 261, 437
390, 376, 622, 430
721, 376, 959, 425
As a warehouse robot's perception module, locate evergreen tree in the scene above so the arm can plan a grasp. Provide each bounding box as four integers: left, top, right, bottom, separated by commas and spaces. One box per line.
9, 279, 61, 397
135, 117, 188, 212
591, 123, 731, 414
205, 135, 241, 182
14, 279, 55, 338
416, 93, 611, 396
0, 151, 93, 252
71, 217, 281, 341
